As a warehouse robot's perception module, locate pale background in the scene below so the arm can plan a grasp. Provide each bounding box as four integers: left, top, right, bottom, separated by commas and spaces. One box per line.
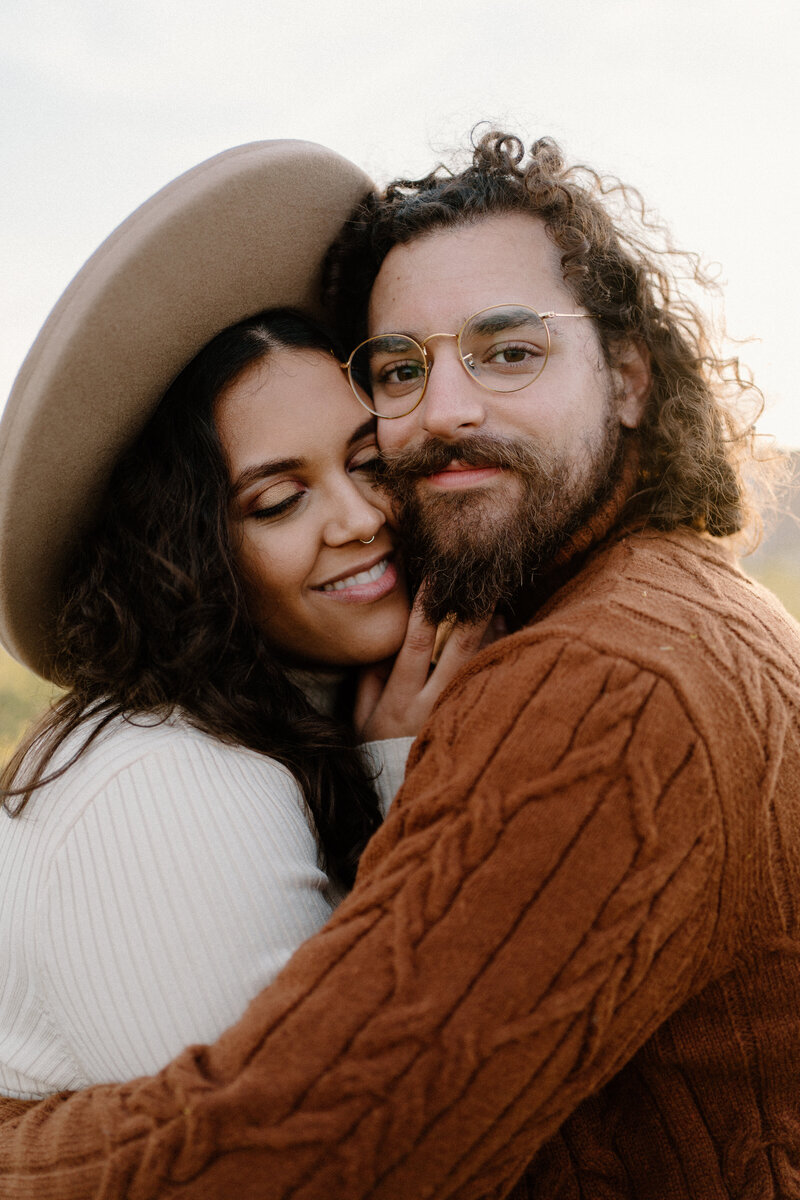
2, 0, 798, 445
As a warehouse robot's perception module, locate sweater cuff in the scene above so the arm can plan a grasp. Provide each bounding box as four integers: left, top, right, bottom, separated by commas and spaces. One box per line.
359, 737, 415, 818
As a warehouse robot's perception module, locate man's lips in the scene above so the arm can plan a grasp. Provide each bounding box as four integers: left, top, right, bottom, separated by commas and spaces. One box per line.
423, 461, 505, 489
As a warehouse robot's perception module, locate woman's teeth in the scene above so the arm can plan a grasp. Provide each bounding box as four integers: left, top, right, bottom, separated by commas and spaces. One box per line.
321, 558, 389, 592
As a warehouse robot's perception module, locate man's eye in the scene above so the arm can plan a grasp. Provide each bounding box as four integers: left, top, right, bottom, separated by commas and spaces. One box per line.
379, 360, 426, 386
485, 342, 541, 365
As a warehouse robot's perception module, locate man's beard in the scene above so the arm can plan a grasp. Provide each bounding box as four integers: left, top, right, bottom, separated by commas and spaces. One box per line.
380, 419, 625, 625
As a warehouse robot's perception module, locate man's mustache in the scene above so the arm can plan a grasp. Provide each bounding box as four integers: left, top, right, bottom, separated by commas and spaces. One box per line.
379, 435, 549, 481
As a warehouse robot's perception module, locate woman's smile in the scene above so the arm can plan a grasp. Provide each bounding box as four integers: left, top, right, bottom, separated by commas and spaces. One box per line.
313, 552, 399, 601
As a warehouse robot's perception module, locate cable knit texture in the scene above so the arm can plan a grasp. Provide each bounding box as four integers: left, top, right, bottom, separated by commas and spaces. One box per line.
1, 526, 799, 1198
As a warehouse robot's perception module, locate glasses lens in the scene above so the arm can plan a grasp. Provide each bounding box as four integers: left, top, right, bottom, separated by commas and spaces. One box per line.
459, 306, 549, 392
349, 335, 427, 416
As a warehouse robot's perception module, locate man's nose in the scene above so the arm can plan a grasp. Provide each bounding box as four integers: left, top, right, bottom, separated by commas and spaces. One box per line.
418, 341, 488, 439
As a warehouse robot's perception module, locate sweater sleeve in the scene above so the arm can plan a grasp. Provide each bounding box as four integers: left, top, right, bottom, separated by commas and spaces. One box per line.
358, 736, 414, 816
37, 733, 338, 1085
0, 636, 726, 1199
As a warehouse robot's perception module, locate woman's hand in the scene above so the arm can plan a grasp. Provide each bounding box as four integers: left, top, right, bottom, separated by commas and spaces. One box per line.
354, 597, 503, 742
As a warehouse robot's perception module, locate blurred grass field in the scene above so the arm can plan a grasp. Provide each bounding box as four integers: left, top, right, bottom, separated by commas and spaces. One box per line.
0, 650, 58, 765
749, 563, 800, 624
2, 549, 798, 770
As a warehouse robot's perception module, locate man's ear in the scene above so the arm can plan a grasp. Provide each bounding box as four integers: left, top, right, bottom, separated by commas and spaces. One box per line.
611, 338, 651, 429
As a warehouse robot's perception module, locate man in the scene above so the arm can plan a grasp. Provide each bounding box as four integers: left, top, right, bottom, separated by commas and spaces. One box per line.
1, 132, 799, 1199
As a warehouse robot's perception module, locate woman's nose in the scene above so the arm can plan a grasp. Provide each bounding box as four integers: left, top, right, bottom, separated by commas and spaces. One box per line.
322, 480, 385, 547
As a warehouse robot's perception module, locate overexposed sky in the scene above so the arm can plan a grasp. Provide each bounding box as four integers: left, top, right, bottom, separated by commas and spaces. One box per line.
2, 0, 798, 443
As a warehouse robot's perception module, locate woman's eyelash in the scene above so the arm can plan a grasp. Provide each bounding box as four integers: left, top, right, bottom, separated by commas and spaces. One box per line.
251, 492, 302, 520
248, 451, 381, 519
352, 455, 383, 476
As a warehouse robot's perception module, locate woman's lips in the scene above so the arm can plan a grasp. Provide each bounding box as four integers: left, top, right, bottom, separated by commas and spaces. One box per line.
424, 462, 504, 489
313, 555, 399, 604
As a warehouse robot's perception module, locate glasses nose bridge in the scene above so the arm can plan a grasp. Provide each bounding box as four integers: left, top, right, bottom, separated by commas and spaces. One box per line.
419, 330, 467, 381
419, 330, 459, 354
420, 328, 479, 393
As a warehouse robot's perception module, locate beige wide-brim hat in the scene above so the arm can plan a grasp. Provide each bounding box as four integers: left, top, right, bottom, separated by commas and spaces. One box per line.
0, 139, 372, 680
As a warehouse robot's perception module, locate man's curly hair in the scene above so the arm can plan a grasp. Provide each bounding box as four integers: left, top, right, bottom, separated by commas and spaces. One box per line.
325, 130, 772, 540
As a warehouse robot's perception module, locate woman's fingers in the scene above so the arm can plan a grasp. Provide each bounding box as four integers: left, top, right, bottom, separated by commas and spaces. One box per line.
381, 593, 438, 695
353, 598, 437, 740
355, 594, 501, 743
423, 613, 493, 702
354, 595, 439, 741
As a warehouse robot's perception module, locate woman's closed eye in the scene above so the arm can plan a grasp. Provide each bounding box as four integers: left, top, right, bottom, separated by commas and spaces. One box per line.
249, 481, 306, 521
348, 445, 383, 478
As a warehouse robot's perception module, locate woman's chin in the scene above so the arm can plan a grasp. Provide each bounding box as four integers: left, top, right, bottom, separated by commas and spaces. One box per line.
272, 602, 412, 671
335, 612, 411, 668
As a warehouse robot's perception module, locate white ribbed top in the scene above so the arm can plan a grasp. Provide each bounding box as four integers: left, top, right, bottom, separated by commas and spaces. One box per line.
0, 712, 412, 1099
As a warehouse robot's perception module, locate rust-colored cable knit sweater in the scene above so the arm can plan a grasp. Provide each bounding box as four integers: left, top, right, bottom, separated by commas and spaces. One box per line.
1, 520, 800, 1199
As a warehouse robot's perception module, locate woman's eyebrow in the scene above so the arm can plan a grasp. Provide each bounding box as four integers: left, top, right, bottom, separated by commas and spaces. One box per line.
231, 457, 304, 496
347, 418, 377, 447
230, 422, 374, 497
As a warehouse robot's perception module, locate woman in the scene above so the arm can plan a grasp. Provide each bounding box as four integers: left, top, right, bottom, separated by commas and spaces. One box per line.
0, 145, 485, 1099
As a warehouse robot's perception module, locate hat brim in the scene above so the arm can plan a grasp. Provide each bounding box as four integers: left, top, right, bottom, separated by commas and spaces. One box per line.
0, 139, 372, 679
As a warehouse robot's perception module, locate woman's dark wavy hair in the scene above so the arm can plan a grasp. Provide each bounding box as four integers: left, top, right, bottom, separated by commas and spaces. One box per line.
325, 129, 776, 540
1, 310, 382, 889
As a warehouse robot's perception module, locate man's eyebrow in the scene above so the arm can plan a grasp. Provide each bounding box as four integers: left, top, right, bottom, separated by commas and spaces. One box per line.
373, 308, 547, 341
469, 308, 546, 335
364, 334, 420, 352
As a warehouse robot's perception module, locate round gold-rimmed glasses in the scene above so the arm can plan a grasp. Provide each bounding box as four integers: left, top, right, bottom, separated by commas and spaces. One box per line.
340, 303, 595, 419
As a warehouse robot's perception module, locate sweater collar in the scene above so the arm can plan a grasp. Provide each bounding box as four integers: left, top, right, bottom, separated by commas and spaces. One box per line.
551, 434, 640, 569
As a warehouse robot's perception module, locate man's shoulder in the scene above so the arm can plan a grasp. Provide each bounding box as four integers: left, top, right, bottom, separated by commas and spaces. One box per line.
526, 525, 800, 662
429, 526, 800, 734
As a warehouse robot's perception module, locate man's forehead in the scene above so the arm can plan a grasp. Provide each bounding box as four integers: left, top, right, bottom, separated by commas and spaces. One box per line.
367, 212, 570, 333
